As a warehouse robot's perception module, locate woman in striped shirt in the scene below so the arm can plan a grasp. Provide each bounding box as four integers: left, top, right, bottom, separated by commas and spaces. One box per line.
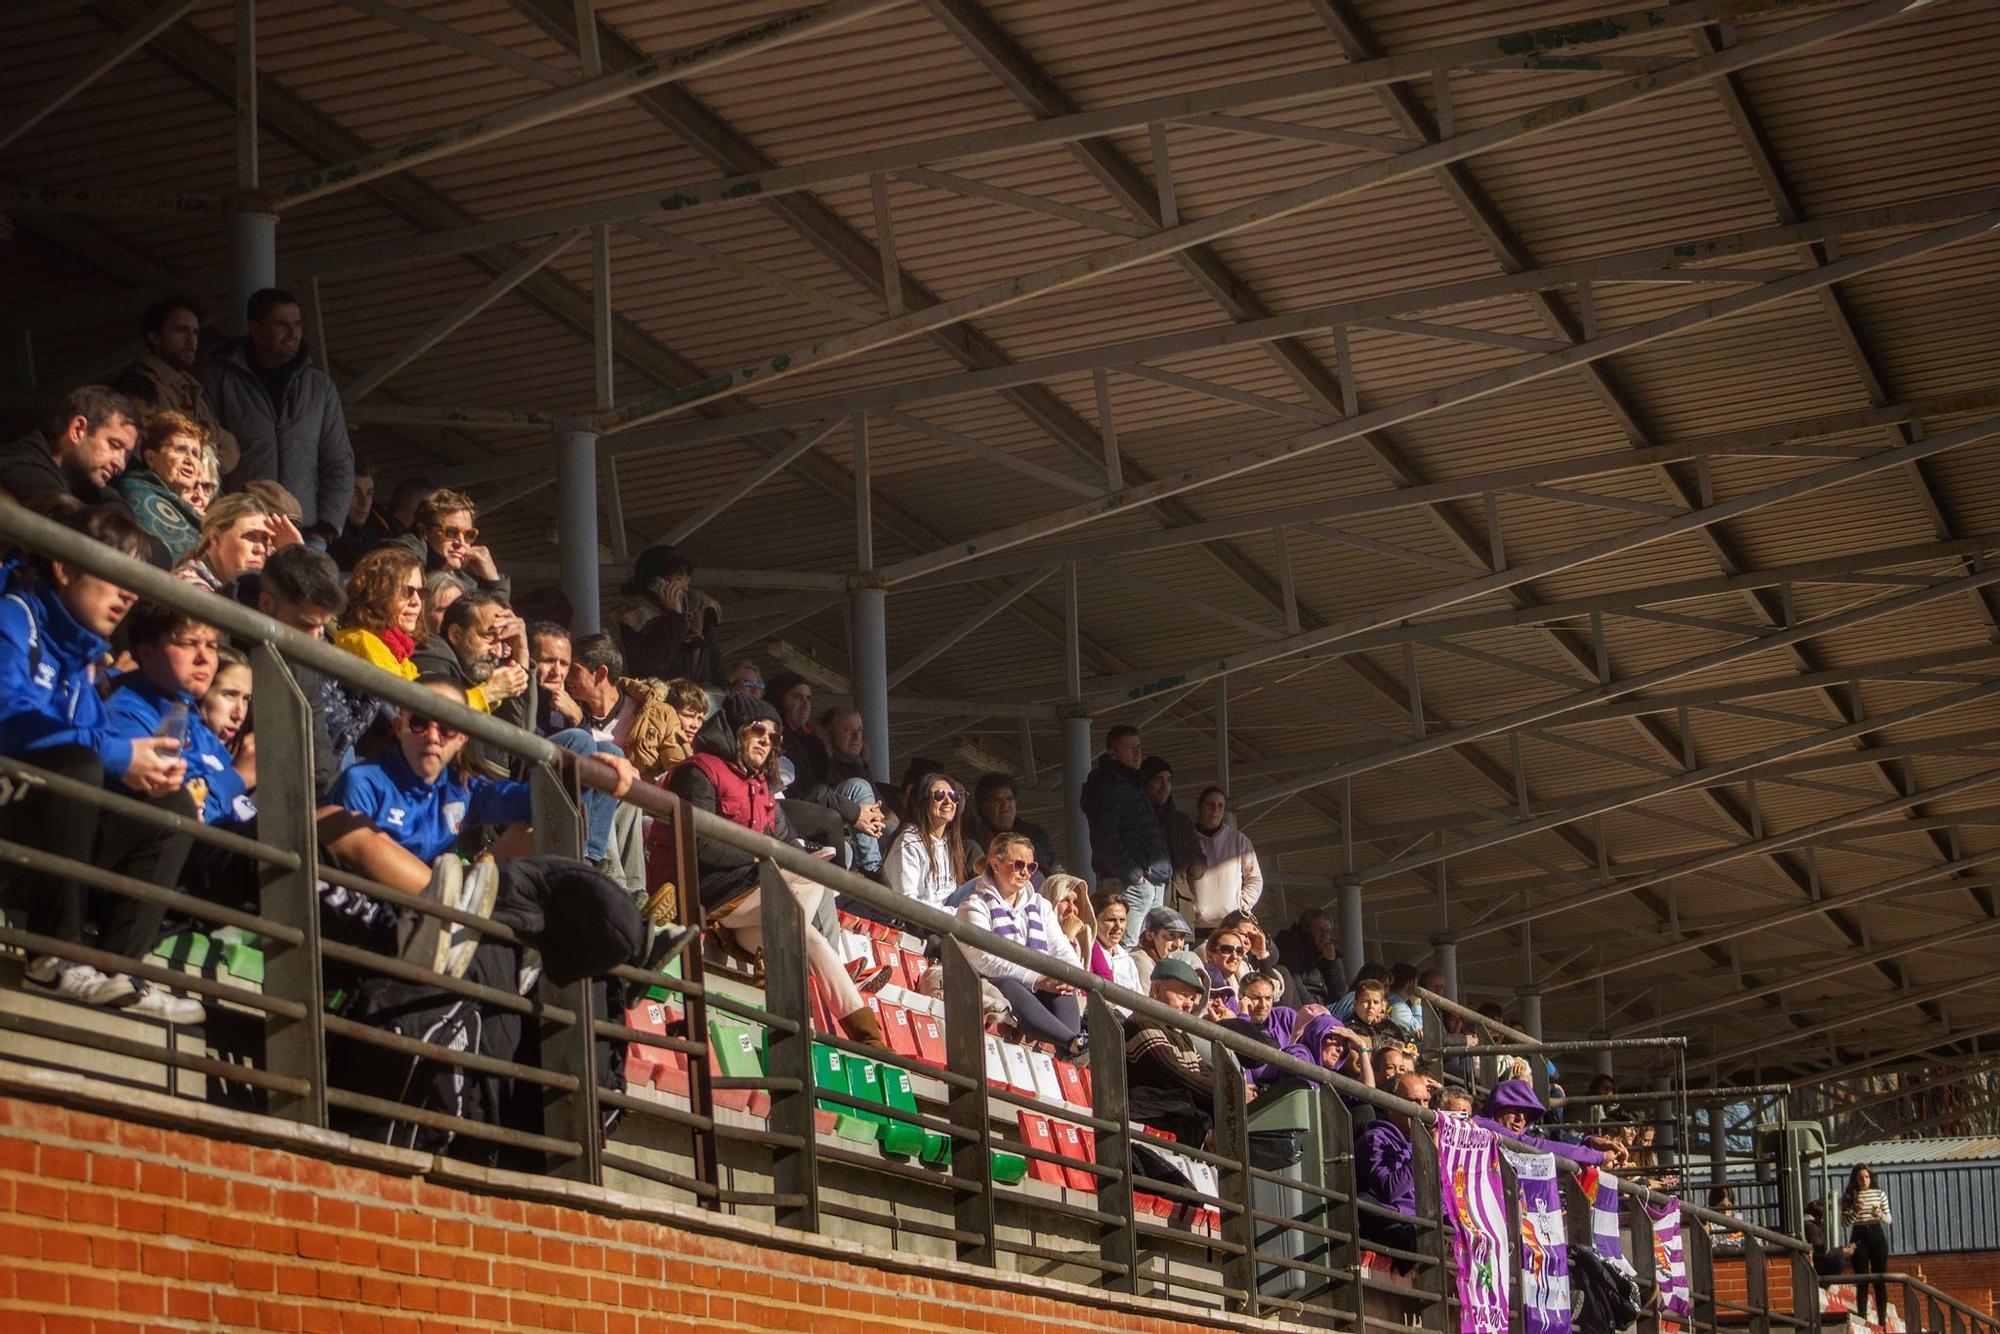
1841, 1165, 1893, 1324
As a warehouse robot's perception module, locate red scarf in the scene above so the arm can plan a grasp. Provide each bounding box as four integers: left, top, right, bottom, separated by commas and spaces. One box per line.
378, 625, 416, 662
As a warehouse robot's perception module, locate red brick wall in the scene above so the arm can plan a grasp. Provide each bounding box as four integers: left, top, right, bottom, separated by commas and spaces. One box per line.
0, 1095, 1291, 1334
1713, 1251, 1998, 1322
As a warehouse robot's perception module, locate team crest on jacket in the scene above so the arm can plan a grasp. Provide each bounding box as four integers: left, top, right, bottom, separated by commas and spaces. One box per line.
444, 801, 466, 833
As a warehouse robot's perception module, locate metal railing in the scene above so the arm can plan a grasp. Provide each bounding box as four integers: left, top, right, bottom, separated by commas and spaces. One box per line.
1824, 1275, 2000, 1334
0, 498, 1815, 1325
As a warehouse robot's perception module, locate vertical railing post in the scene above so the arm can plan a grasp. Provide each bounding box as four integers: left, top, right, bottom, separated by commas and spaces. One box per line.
755, 862, 818, 1233
1633, 1200, 1661, 1334
1793, 1249, 1820, 1334
249, 645, 325, 1127
530, 760, 601, 1183
1211, 1046, 1257, 1316
1086, 992, 1138, 1293
1318, 1089, 1361, 1328
1686, 1215, 1715, 1334
1410, 1121, 1449, 1332
1744, 1235, 1771, 1334
666, 802, 720, 1205
941, 939, 996, 1268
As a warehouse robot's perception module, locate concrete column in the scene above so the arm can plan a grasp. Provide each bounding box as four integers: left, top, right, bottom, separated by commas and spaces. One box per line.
1708, 1102, 1728, 1181
555, 422, 599, 634
1654, 1076, 1677, 1152
1518, 989, 1544, 1040
1432, 940, 1459, 1000
848, 582, 890, 784
1061, 714, 1093, 887
1595, 975, 1614, 1078
1337, 874, 1363, 982
228, 208, 278, 337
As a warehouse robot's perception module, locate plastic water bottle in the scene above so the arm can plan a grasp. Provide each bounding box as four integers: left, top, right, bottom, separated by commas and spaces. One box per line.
154, 701, 188, 755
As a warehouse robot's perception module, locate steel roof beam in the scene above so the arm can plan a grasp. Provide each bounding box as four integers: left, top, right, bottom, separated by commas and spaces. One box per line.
1706, 962, 2000, 1068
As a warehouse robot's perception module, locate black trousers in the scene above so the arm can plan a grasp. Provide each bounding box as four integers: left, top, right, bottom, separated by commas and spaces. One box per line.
0, 745, 192, 965
1850, 1221, 1889, 1320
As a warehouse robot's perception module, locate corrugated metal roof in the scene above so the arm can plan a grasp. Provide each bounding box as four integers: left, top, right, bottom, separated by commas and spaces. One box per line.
5, 0, 2000, 1091
1828, 1136, 2000, 1166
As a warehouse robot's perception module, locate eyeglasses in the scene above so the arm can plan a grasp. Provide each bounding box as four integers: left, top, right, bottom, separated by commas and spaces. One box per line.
1210, 944, 1248, 957
997, 857, 1038, 874
434, 524, 478, 544
732, 677, 765, 691
407, 717, 464, 741
930, 789, 960, 806
398, 583, 425, 601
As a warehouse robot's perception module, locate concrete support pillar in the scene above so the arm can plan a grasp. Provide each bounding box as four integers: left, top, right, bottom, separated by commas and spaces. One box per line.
1337, 875, 1363, 983
1518, 989, 1544, 1040
1708, 1102, 1728, 1180
1654, 1076, 1677, 1151
1062, 714, 1093, 887
848, 582, 890, 784
228, 208, 278, 337
1432, 940, 1459, 1000
555, 422, 599, 634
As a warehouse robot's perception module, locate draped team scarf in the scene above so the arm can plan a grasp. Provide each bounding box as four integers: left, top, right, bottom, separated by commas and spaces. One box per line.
1436, 1114, 1511, 1334
1501, 1145, 1574, 1334
1591, 1168, 1626, 1262
1645, 1197, 1693, 1326
979, 882, 1049, 953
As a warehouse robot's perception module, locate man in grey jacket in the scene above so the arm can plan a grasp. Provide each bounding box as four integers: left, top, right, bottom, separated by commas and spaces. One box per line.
206, 288, 354, 538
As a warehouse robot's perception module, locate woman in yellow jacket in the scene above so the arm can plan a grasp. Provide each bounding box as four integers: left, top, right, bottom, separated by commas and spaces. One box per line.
335, 547, 498, 712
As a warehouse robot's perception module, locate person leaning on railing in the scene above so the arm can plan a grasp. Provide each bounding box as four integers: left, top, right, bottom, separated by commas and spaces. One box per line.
0, 500, 204, 1020
1355, 1071, 1434, 1270
1123, 949, 1230, 1149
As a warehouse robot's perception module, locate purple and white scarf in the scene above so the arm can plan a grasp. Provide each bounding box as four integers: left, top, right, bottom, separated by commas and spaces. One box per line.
1645, 1197, 1692, 1325
1437, 1114, 1511, 1334
1592, 1169, 1625, 1262
979, 880, 1050, 953
1501, 1145, 1573, 1334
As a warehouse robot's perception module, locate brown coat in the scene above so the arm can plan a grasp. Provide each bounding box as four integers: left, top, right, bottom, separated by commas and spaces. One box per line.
618, 676, 693, 781
111, 353, 241, 474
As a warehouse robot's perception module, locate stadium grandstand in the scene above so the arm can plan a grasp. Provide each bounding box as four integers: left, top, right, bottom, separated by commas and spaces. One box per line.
1, 0, 1998, 1330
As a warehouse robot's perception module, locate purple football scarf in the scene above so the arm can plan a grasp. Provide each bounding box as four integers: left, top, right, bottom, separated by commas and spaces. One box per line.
1645, 1197, 1692, 1325
1437, 1115, 1511, 1334
1501, 1145, 1573, 1334
1592, 1169, 1625, 1262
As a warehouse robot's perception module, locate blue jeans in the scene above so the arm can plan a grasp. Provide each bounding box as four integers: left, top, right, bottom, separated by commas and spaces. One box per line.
1112, 877, 1164, 948
545, 728, 624, 862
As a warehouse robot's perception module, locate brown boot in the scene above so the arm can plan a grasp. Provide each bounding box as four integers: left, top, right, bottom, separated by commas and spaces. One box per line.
840, 1006, 890, 1050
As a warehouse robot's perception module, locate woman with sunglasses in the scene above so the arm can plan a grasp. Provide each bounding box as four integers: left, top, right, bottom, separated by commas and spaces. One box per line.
959, 832, 1086, 1056
326, 547, 426, 761
882, 770, 968, 910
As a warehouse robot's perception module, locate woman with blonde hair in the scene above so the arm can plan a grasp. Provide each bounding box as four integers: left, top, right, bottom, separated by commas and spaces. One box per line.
174, 492, 296, 591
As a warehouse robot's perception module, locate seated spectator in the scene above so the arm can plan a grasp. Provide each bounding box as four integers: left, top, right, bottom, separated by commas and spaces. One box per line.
725, 659, 765, 698
225, 543, 346, 797
329, 545, 425, 763
244, 478, 305, 529
817, 706, 871, 787
1230, 971, 1313, 1086
1080, 724, 1172, 948
335, 459, 374, 558
1478, 1080, 1615, 1165
1355, 1072, 1433, 1263
959, 832, 1085, 1057
206, 287, 353, 537
198, 644, 255, 789
405, 487, 507, 601
563, 633, 702, 783
763, 673, 829, 795
834, 777, 887, 876
1298, 1009, 1376, 1089
186, 443, 221, 516
1441, 1007, 1486, 1088
1274, 906, 1346, 1008
970, 772, 1061, 880
1804, 1200, 1850, 1278
0, 386, 142, 536
1124, 949, 1218, 1148
618, 543, 721, 684
882, 771, 967, 911
1213, 908, 1295, 1002
333, 472, 429, 569
1346, 975, 1394, 1038
0, 503, 202, 1021
1090, 888, 1143, 1001
1186, 786, 1263, 931
1373, 1036, 1420, 1091
1334, 963, 1393, 1023
1386, 965, 1445, 1040
109, 294, 239, 474
112, 411, 210, 564
1132, 905, 1193, 991
529, 621, 582, 737
665, 690, 793, 910
1202, 925, 1253, 1014
1041, 872, 1097, 975
419, 568, 461, 640
175, 492, 298, 592
411, 590, 531, 723
1439, 1087, 1474, 1114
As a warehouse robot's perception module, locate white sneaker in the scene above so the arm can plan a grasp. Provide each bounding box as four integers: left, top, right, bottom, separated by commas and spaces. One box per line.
121, 978, 205, 1025
442, 856, 499, 979
397, 855, 463, 977
25, 957, 135, 1007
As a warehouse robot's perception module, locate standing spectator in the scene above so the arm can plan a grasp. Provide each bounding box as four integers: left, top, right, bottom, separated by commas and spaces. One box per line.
174, 493, 297, 592
0, 386, 140, 528
959, 833, 1085, 1056
970, 772, 1062, 880
1275, 906, 1347, 1008
113, 411, 210, 564
883, 771, 967, 911
763, 672, 829, 796
206, 288, 353, 535
726, 660, 765, 698
618, 544, 721, 685
334, 472, 430, 568
110, 295, 238, 474
1140, 755, 1202, 921
1080, 725, 1171, 948
405, 488, 508, 602
563, 633, 703, 783
1386, 965, 1446, 1040
1186, 787, 1263, 930
0, 505, 202, 1020
1842, 1165, 1893, 1326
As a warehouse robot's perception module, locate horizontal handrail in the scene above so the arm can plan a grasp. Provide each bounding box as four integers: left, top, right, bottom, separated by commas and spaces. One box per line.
1829, 1275, 2000, 1333
0, 497, 1802, 1254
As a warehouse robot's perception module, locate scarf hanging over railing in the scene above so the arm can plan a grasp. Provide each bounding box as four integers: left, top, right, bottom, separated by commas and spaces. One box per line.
1502, 1144, 1574, 1334
1644, 1196, 1693, 1327
1437, 1114, 1511, 1334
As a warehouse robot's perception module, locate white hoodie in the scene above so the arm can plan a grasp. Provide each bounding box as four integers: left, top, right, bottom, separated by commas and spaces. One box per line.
1186, 822, 1264, 929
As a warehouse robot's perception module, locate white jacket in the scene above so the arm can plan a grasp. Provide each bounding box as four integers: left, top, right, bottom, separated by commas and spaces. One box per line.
884, 830, 959, 909
1186, 822, 1264, 929
957, 876, 1081, 985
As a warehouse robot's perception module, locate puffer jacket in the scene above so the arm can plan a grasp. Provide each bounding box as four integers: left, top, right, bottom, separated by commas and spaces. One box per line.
205, 338, 354, 532
667, 692, 794, 910
1080, 754, 1171, 886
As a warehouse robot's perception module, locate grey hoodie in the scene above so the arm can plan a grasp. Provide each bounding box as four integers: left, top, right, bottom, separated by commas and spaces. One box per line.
205, 338, 354, 532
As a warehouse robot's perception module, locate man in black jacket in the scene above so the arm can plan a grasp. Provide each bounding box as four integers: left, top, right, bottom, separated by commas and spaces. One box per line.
1274, 906, 1348, 1008
0, 386, 150, 548
225, 544, 348, 798
1080, 724, 1172, 948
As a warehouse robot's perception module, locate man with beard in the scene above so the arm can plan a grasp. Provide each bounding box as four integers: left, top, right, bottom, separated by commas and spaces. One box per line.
111, 294, 238, 474
0, 385, 144, 533
411, 591, 532, 731
206, 287, 354, 537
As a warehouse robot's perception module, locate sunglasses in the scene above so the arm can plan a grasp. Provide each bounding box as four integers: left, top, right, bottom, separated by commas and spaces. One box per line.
434, 524, 478, 544
744, 723, 777, 740
1211, 944, 1248, 957
930, 789, 960, 805
996, 857, 1038, 874
408, 717, 464, 741
398, 583, 425, 600
733, 677, 765, 691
